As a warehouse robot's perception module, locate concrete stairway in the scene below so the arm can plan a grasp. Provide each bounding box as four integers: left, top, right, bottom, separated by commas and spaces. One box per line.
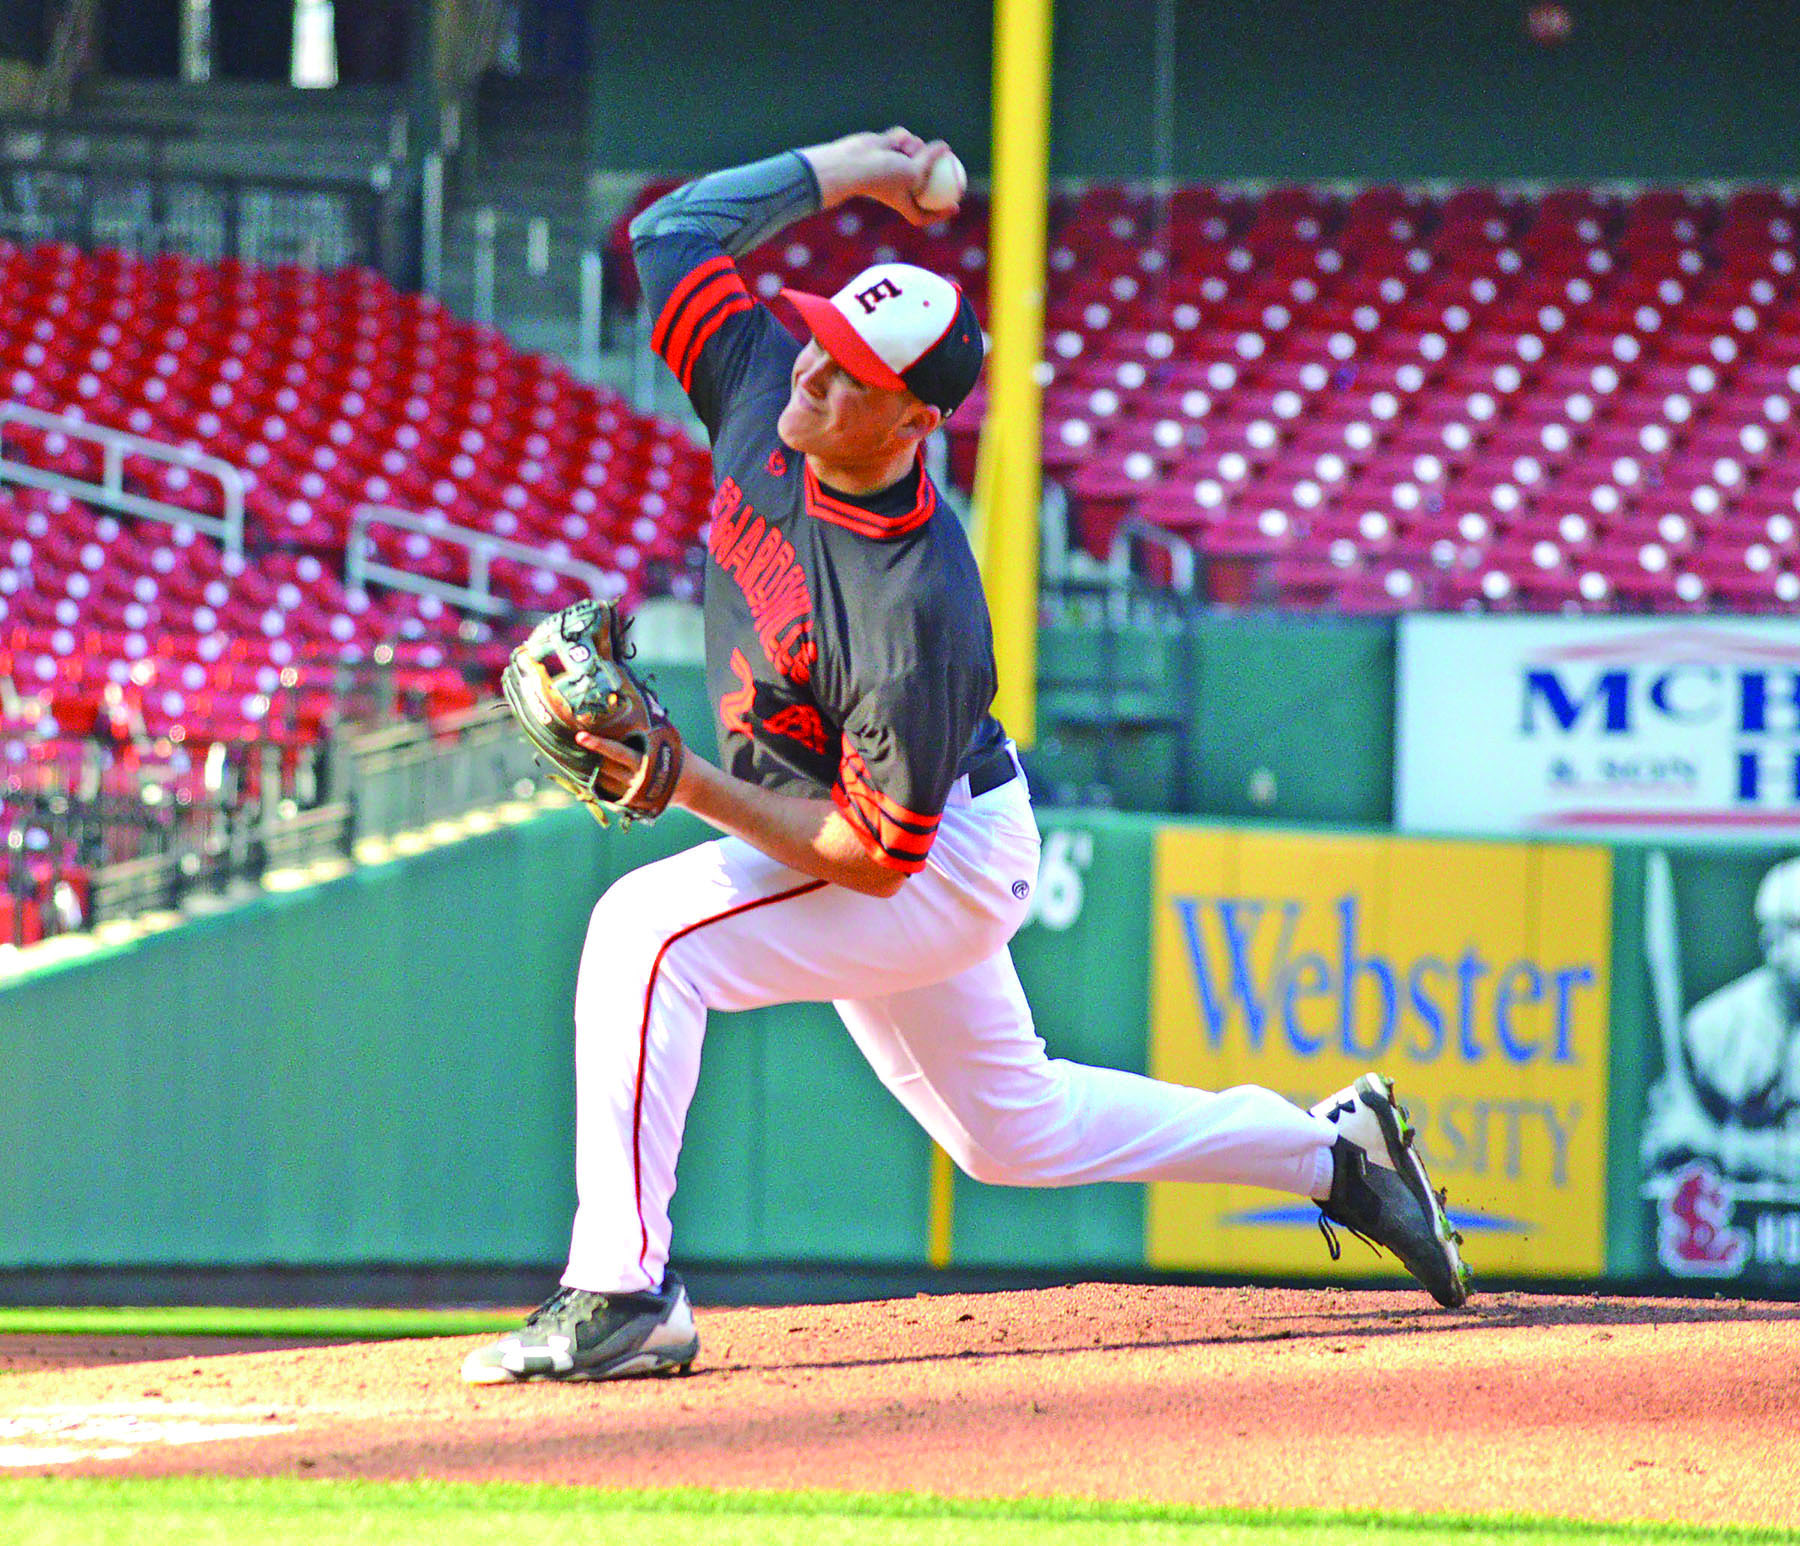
435, 75, 597, 351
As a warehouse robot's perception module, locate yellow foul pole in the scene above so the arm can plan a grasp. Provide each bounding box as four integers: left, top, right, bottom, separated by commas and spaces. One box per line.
972, 0, 1051, 747
928, 0, 1053, 1273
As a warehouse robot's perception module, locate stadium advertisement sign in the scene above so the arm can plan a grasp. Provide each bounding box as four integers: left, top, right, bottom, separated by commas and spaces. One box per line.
1635, 845, 1800, 1284
1144, 826, 1612, 1280
1396, 616, 1800, 839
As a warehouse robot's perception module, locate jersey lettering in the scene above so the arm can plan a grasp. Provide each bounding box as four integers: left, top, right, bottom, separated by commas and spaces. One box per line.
722, 513, 766, 578
769, 608, 809, 652
720, 648, 755, 736
761, 568, 812, 633
707, 478, 754, 561
705, 478, 818, 685
740, 527, 791, 599
764, 619, 817, 683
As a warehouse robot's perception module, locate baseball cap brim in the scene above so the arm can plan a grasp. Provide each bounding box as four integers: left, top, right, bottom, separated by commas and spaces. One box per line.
781, 287, 909, 393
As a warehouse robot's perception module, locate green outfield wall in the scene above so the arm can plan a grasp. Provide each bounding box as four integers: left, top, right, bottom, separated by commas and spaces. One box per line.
4, 791, 1790, 1291
0, 805, 1153, 1277
924, 613, 1394, 825
587, 0, 1800, 182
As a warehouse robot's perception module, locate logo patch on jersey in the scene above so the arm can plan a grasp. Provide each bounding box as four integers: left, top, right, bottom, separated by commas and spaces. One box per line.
1012, 879, 1031, 900
766, 448, 787, 477
854, 277, 903, 313
763, 702, 830, 755
708, 477, 818, 685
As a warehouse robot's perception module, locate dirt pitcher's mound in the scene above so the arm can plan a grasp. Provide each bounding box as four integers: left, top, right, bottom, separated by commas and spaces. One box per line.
2, 1285, 1796, 1527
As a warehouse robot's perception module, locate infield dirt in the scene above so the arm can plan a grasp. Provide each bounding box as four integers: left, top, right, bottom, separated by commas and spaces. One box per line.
2, 1285, 1796, 1527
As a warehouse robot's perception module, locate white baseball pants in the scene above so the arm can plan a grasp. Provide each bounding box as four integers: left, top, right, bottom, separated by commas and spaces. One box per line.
561, 764, 1339, 1294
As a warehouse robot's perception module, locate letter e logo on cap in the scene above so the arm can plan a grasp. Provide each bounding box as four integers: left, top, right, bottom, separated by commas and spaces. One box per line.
854, 277, 903, 314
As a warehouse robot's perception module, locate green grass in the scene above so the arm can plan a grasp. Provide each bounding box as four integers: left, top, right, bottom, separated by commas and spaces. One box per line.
0, 1481, 1792, 1546
0, 1307, 520, 1341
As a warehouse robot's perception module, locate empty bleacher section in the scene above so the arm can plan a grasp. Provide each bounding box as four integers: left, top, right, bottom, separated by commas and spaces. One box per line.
7, 165, 1800, 939
0, 239, 711, 598
1007, 183, 1800, 614
0, 234, 715, 945
611, 177, 1800, 616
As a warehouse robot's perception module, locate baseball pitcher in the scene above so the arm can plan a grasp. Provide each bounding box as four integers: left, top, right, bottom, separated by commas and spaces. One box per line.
465, 129, 1471, 1384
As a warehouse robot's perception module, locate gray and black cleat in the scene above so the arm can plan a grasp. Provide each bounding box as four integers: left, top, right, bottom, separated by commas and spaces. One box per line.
1312, 1073, 1473, 1309
461, 1271, 700, 1384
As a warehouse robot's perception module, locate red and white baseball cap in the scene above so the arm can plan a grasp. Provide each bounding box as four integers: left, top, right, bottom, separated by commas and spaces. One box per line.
781, 262, 984, 414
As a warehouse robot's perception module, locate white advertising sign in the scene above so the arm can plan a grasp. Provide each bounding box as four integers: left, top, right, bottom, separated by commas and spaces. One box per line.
1397, 617, 1800, 838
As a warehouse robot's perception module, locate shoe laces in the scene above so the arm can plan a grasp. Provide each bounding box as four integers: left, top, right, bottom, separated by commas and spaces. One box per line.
524, 1286, 600, 1326
1316, 1208, 1384, 1263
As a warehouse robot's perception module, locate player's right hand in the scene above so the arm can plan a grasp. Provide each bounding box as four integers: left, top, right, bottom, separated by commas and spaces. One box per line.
803, 128, 956, 227
881, 130, 960, 226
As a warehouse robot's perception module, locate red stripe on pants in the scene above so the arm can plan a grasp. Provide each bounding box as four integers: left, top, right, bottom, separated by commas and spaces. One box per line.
631, 877, 829, 1274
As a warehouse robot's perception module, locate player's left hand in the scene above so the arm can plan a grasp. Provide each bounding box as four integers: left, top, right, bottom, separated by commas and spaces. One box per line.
500, 599, 686, 828
574, 729, 648, 785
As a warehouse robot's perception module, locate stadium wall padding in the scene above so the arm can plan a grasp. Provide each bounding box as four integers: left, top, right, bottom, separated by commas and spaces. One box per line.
4, 795, 1790, 1288
0, 802, 937, 1270
586, 0, 1800, 181
1023, 613, 1393, 823
0, 805, 1155, 1275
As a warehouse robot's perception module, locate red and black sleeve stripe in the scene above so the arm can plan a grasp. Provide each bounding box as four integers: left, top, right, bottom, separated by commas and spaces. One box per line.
650, 254, 755, 394
832, 745, 942, 874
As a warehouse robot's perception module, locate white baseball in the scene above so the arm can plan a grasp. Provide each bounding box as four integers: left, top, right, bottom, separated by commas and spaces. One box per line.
917, 152, 966, 214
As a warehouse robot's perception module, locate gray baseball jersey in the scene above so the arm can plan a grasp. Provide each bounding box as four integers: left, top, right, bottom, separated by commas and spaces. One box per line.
635, 173, 1006, 873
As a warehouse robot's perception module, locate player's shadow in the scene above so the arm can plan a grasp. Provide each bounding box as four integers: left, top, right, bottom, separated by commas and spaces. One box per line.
1376, 1290, 1800, 1330
693, 1290, 1800, 1376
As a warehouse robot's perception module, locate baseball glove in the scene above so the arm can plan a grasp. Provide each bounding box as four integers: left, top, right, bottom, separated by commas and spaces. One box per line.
500, 598, 685, 827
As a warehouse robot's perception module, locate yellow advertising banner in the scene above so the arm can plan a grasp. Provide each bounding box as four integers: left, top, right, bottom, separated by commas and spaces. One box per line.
1147, 827, 1612, 1279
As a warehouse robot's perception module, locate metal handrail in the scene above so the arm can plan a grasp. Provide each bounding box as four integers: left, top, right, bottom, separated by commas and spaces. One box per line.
0, 113, 188, 159
260, 803, 354, 872
0, 403, 246, 557
347, 702, 541, 841
84, 698, 539, 927
347, 503, 618, 617
1108, 516, 1198, 596
0, 146, 396, 198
